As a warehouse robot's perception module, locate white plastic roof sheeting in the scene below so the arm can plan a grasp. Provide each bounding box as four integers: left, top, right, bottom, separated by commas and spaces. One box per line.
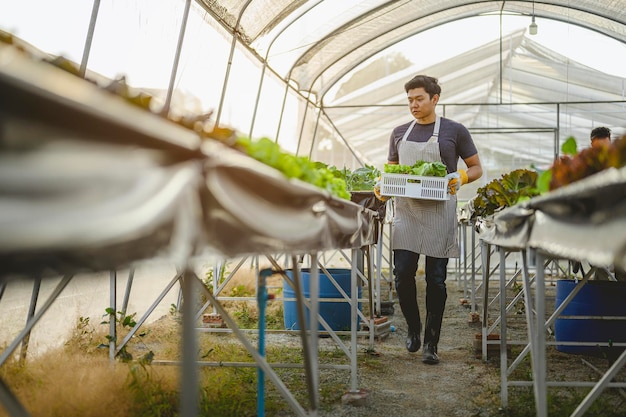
2, 0, 626, 190
194, 0, 626, 185
198, 0, 626, 97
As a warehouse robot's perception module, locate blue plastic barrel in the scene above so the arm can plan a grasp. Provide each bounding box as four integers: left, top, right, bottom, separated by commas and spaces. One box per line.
283, 268, 361, 331
554, 279, 626, 355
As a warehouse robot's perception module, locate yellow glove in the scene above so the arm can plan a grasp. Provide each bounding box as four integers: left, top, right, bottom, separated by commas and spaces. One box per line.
373, 176, 389, 202
446, 169, 468, 195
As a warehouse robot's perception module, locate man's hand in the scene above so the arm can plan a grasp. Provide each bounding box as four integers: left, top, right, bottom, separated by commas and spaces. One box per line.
373, 176, 389, 202
446, 169, 468, 195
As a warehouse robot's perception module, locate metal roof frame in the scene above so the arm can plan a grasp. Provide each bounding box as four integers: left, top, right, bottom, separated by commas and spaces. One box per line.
69, 1, 626, 175
195, 1, 626, 100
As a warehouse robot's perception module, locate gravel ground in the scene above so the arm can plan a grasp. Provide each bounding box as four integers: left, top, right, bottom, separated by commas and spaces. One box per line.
312, 278, 502, 417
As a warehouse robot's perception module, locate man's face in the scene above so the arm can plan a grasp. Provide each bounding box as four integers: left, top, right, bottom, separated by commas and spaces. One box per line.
407, 87, 438, 120
591, 137, 610, 148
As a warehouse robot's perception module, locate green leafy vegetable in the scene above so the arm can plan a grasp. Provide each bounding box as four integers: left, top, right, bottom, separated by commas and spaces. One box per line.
327, 165, 381, 192
384, 161, 447, 177
536, 169, 552, 194
235, 137, 351, 200
561, 136, 578, 156
470, 169, 540, 220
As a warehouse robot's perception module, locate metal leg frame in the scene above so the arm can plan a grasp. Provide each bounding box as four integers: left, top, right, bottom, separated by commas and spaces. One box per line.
480, 243, 523, 362
476, 244, 498, 312
529, 250, 548, 417
470, 222, 477, 314
19, 276, 41, 363
337, 246, 377, 349
480, 240, 491, 362
193, 266, 310, 416
522, 252, 626, 417
0, 274, 74, 417
0, 378, 31, 417
114, 270, 184, 356
374, 220, 394, 313
455, 221, 472, 286
490, 247, 626, 417
0, 252, 366, 417
167, 249, 366, 416
180, 268, 199, 417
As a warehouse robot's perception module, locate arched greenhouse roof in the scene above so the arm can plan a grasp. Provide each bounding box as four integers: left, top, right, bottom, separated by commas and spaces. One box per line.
197, 0, 626, 99
192, 0, 626, 182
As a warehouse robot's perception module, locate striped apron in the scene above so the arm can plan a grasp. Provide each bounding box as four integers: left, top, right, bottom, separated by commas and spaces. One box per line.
391, 117, 459, 258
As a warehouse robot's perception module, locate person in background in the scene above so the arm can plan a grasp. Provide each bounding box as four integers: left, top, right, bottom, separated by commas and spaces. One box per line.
590, 126, 611, 147
376, 75, 483, 364
587, 126, 623, 280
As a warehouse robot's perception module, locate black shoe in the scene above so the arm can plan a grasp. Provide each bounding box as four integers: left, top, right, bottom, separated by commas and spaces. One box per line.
422, 344, 439, 364
406, 330, 421, 353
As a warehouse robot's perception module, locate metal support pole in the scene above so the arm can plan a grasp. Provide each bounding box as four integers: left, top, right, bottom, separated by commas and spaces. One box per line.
121, 267, 135, 317
109, 270, 117, 362
20, 276, 41, 362
388, 218, 394, 302
308, 254, 320, 412
499, 247, 508, 407
481, 241, 491, 361
350, 247, 359, 392
471, 222, 476, 314
162, 0, 191, 115
375, 221, 383, 315
0, 378, 31, 417
533, 250, 547, 417
366, 245, 375, 349
79, 0, 100, 77
290, 256, 318, 413
180, 269, 199, 417
215, 0, 253, 125
0, 281, 6, 302
256, 268, 272, 417
521, 250, 546, 417
461, 222, 468, 297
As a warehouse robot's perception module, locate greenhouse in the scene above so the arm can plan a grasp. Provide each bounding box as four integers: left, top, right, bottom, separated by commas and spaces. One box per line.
1, 1, 626, 417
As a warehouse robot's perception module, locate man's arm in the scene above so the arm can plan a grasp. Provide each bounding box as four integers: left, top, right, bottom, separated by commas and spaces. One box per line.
462, 154, 483, 183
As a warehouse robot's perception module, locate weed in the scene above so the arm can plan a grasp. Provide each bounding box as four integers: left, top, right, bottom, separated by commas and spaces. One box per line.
168, 303, 178, 317
126, 354, 178, 417
232, 303, 258, 329
203, 262, 230, 294
229, 284, 251, 297
503, 386, 626, 416
99, 309, 148, 362
65, 316, 96, 352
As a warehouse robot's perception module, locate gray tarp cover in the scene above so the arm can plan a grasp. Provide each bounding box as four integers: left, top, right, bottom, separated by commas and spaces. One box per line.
0, 45, 377, 278
477, 166, 626, 270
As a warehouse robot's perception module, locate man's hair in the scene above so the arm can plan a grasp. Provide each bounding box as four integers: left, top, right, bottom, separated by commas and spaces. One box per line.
404, 75, 441, 98
590, 126, 611, 141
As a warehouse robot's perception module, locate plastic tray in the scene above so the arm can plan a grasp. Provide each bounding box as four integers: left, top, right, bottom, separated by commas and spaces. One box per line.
380, 173, 449, 200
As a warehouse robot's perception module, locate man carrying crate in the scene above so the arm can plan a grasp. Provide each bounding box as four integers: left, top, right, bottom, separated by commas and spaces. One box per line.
375, 75, 483, 364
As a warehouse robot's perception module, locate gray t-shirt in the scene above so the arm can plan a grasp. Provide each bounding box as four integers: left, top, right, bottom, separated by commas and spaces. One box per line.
387, 117, 478, 173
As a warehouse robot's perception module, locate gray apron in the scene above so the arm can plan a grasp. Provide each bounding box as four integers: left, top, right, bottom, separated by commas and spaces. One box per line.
391, 117, 459, 258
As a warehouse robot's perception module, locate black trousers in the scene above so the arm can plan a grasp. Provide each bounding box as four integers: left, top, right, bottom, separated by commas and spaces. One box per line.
393, 249, 448, 346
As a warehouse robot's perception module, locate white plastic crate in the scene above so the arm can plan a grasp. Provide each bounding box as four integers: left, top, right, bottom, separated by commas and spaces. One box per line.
380, 173, 449, 201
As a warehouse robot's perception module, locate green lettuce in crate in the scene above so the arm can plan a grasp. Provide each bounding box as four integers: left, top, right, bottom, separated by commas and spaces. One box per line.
470, 169, 540, 220
384, 160, 447, 177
